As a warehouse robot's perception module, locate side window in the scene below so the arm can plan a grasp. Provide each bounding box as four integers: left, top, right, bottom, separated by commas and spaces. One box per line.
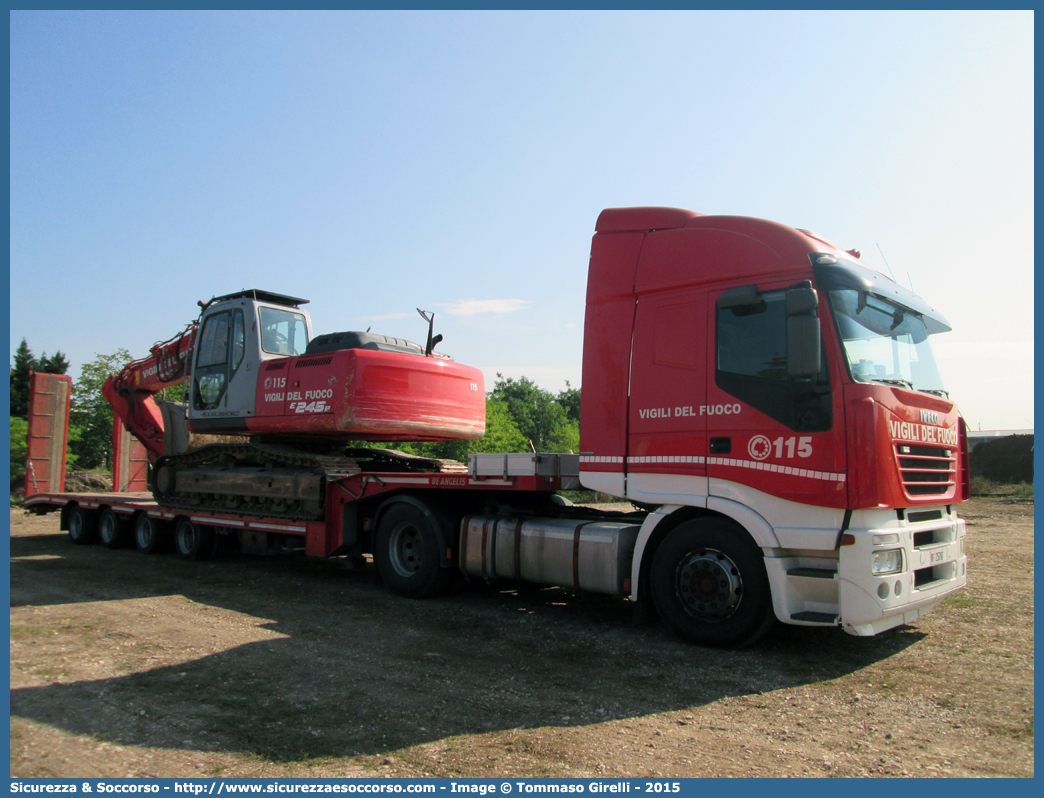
716, 290, 831, 432
717, 294, 788, 379
196, 313, 229, 368
259, 307, 308, 356
194, 312, 229, 411
231, 310, 245, 372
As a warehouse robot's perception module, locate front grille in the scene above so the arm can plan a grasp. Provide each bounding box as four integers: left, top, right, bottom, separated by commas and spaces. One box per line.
913, 526, 955, 548
915, 562, 956, 589
895, 442, 956, 498
908, 509, 943, 523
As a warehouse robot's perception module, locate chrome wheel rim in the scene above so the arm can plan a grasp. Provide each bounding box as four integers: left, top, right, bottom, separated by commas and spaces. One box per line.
675, 547, 743, 622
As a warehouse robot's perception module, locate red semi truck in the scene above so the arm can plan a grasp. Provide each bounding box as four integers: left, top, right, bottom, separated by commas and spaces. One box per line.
23, 206, 969, 647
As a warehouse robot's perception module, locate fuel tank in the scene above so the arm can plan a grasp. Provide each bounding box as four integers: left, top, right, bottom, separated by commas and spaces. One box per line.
460, 515, 641, 595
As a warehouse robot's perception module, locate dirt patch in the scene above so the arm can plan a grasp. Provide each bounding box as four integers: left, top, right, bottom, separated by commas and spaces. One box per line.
9, 497, 1034, 778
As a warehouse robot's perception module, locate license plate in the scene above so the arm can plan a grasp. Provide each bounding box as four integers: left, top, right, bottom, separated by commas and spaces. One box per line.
930, 549, 946, 564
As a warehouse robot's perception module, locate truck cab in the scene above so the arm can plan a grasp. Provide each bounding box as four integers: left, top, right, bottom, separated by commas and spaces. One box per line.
579, 208, 968, 642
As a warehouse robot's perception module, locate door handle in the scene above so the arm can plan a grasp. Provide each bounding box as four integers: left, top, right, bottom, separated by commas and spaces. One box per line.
709, 437, 731, 454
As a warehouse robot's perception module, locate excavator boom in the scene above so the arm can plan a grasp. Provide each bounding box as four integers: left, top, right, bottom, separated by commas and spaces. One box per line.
102, 325, 197, 461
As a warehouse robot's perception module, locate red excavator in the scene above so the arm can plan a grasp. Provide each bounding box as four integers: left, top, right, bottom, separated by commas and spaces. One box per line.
102, 290, 486, 519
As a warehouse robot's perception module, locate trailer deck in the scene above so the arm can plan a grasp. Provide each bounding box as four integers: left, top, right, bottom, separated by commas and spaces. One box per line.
23, 453, 582, 559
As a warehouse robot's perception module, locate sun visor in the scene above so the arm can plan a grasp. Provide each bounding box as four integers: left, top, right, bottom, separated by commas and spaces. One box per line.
811, 255, 952, 334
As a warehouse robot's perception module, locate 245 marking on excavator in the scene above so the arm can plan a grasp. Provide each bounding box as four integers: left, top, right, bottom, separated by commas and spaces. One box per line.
289, 400, 330, 414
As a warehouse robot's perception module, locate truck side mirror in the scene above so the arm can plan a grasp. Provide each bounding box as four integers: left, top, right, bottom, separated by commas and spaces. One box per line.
786, 283, 821, 379
717, 284, 767, 317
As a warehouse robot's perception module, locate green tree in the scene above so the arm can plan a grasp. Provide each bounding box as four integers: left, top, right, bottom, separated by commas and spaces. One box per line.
554, 418, 580, 454
38, 351, 70, 375
10, 339, 35, 419
69, 349, 132, 470
557, 381, 581, 424
489, 375, 575, 452
472, 399, 529, 453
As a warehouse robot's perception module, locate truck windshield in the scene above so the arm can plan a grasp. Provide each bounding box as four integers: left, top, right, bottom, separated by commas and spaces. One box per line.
827, 288, 947, 395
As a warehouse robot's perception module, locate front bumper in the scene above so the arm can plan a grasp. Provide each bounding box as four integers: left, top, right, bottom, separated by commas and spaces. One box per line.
838, 506, 967, 636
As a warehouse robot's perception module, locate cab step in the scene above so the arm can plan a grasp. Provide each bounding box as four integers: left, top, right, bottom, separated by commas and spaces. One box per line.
787, 567, 837, 579
790, 611, 839, 624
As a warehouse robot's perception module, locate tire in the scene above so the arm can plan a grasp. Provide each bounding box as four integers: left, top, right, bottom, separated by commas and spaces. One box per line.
67, 506, 98, 545
135, 514, 170, 554
650, 517, 775, 648
174, 517, 215, 561
98, 509, 132, 549
374, 503, 452, 598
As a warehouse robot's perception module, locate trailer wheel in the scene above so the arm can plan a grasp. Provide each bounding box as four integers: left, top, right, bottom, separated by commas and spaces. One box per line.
375, 504, 452, 598
135, 514, 170, 554
67, 506, 98, 545
174, 518, 215, 561
98, 509, 132, 549
650, 518, 774, 648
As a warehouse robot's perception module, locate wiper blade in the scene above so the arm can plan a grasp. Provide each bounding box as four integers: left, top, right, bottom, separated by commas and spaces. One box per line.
921, 388, 950, 398
870, 377, 915, 390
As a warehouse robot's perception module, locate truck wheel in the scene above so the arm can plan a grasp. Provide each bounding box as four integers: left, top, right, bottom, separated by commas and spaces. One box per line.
98, 509, 132, 549
174, 518, 215, 561
375, 504, 452, 598
67, 506, 98, 545
135, 514, 170, 554
650, 518, 775, 648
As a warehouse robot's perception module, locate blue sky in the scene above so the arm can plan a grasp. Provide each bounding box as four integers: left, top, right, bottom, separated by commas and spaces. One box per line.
9, 10, 1034, 430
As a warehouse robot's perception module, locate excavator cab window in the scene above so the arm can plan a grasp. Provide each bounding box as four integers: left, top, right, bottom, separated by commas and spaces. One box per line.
194, 312, 229, 410
193, 309, 247, 412
196, 313, 229, 368
259, 306, 308, 356
232, 311, 246, 371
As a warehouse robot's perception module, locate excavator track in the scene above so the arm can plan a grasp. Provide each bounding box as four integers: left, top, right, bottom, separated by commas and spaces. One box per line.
152, 443, 466, 520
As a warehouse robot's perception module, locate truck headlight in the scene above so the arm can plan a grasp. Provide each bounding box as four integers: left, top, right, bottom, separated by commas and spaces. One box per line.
872, 549, 903, 576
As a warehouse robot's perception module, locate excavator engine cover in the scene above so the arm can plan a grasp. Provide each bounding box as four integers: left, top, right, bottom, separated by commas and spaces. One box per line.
190, 345, 487, 442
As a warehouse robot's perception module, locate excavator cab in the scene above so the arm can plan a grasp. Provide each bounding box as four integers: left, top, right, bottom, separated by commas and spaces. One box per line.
189, 290, 313, 426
